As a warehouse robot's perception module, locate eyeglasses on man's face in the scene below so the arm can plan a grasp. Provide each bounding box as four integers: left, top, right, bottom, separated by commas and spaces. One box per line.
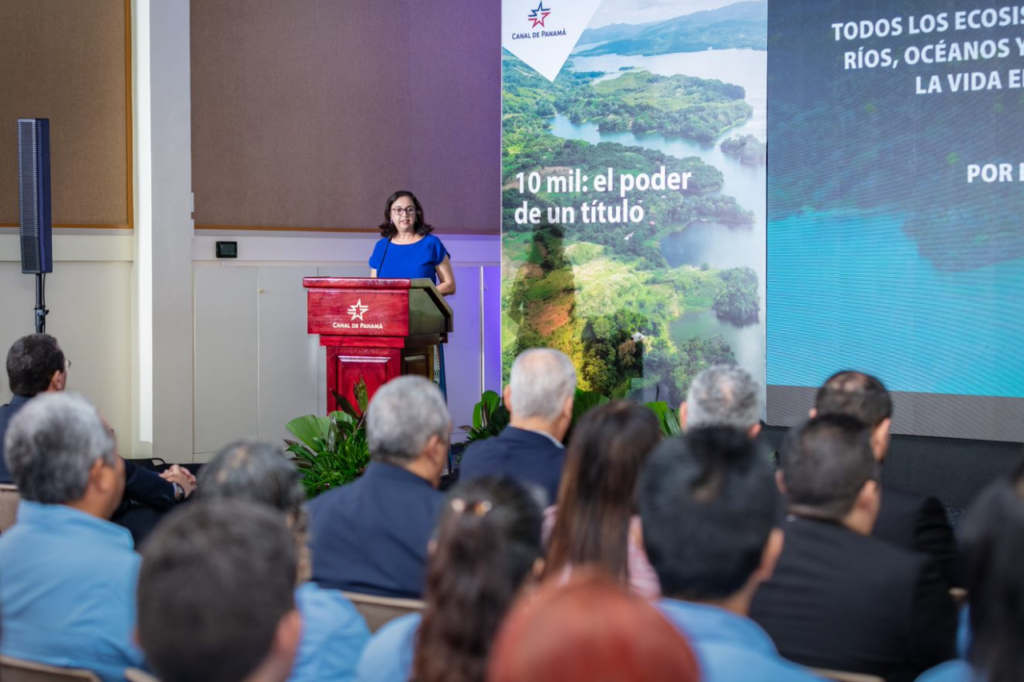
391, 206, 416, 216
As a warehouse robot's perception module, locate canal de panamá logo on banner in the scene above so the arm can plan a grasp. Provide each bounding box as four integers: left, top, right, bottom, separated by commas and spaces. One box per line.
347, 299, 369, 321
502, 0, 602, 82
527, 2, 551, 28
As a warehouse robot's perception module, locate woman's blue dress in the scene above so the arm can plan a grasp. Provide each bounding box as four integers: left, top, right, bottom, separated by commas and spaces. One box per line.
368, 234, 451, 402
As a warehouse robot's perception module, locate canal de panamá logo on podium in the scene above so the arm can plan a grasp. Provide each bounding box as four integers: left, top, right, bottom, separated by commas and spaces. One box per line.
348, 299, 369, 321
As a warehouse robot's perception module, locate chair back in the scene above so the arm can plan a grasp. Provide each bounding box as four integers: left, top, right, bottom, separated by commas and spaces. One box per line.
342, 591, 425, 632
0, 484, 20, 532
809, 668, 885, 682
0, 656, 101, 682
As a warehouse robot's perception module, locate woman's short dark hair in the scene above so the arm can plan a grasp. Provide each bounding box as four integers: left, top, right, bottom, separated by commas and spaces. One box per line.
377, 190, 433, 239
412, 476, 543, 682
7, 334, 64, 397
962, 460, 1024, 682
546, 401, 662, 582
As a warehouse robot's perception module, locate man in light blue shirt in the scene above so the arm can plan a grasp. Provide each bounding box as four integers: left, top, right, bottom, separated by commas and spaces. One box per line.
0, 392, 144, 682
196, 440, 370, 682
638, 427, 821, 682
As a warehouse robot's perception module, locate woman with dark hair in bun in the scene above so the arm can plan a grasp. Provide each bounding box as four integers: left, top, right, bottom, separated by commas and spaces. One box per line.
356, 476, 544, 682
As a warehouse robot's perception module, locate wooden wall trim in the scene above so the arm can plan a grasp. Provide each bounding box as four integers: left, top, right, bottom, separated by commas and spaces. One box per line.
0, 223, 130, 230
125, 0, 134, 229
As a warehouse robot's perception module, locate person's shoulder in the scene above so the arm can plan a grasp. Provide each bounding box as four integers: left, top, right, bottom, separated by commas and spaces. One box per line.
308, 482, 359, 514
423, 233, 449, 253
355, 613, 421, 682
915, 659, 972, 682
296, 582, 370, 639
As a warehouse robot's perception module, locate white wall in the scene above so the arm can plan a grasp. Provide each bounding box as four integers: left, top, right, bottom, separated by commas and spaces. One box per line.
147, 0, 195, 463
0, 233, 134, 447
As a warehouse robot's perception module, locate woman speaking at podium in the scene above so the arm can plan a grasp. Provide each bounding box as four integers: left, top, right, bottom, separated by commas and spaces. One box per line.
369, 191, 456, 394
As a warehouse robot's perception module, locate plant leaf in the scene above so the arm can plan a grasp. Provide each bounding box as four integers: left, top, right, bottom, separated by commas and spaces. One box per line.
354, 378, 370, 414
286, 414, 333, 450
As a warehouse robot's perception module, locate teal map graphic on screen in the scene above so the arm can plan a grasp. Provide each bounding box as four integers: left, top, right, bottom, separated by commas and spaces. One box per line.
767, 0, 1024, 398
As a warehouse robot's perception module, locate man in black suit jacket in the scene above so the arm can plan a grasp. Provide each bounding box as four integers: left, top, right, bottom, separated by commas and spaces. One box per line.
309, 375, 449, 598
812, 371, 961, 587
750, 415, 957, 682
0, 334, 195, 539
459, 349, 576, 505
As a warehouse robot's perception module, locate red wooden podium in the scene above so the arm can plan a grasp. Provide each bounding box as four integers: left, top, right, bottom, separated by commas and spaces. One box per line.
303, 277, 453, 412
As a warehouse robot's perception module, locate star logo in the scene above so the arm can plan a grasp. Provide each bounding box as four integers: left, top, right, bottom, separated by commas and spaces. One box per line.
347, 299, 369, 321
527, 1, 551, 28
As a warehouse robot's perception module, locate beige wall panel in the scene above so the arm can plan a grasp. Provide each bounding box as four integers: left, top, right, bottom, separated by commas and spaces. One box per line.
256, 266, 320, 447
191, 0, 410, 230
0, 0, 129, 226
193, 265, 259, 456
0, 261, 132, 449
190, 0, 500, 234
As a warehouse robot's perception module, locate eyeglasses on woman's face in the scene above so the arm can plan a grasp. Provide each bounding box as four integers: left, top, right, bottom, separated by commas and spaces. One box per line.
391, 206, 416, 216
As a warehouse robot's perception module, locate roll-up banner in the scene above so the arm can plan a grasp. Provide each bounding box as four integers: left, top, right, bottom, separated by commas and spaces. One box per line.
501, 0, 768, 406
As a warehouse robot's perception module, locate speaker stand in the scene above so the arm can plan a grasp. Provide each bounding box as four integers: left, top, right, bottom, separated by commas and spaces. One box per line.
34, 273, 49, 334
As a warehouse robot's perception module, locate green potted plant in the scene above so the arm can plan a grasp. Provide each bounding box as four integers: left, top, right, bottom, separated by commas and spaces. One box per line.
285, 380, 371, 499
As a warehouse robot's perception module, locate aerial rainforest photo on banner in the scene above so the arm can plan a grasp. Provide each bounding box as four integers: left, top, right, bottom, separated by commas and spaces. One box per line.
501, 0, 767, 405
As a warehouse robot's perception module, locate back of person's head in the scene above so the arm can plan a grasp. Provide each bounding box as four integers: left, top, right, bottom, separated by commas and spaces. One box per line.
547, 401, 661, 581
684, 365, 763, 431
488, 571, 699, 682
780, 414, 878, 519
198, 441, 309, 582
137, 499, 301, 682
961, 460, 1024, 682
4, 392, 118, 506
639, 427, 780, 601
508, 349, 576, 420
814, 371, 892, 427
198, 441, 304, 523
6, 333, 65, 397
366, 375, 449, 465
414, 476, 544, 682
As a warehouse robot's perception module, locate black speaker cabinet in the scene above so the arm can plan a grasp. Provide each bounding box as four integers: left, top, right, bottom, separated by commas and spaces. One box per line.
18, 118, 53, 274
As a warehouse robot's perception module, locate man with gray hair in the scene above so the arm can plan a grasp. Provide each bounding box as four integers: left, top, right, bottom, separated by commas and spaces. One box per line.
308, 375, 450, 598
0, 393, 144, 681
460, 348, 576, 505
679, 364, 763, 439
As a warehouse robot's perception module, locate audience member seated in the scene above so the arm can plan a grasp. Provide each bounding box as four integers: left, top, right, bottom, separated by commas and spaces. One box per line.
459, 349, 576, 505
488, 571, 699, 682
679, 364, 763, 438
197, 441, 370, 682
639, 426, 820, 682
0, 393, 144, 682
545, 401, 662, 598
0, 333, 196, 542
813, 371, 961, 587
309, 375, 449, 598
356, 476, 543, 682
137, 499, 302, 682
750, 415, 957, 682
0, 334, 68, 483
916, 461, 1024, 682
